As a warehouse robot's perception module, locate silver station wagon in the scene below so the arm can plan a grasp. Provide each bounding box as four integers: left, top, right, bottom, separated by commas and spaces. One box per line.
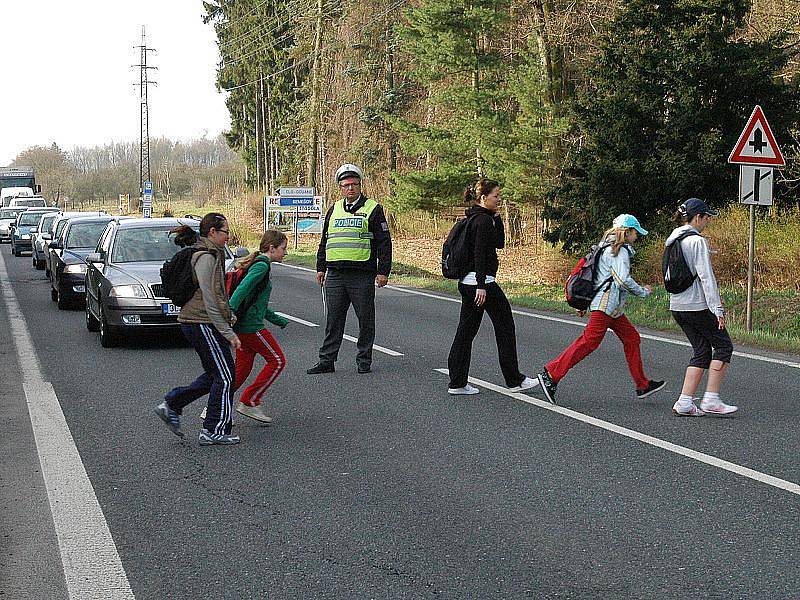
84, 217, 241, 347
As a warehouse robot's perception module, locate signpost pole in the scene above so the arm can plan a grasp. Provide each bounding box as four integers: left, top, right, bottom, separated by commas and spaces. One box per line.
294, 206, 299, 250
746, 204, 755, 331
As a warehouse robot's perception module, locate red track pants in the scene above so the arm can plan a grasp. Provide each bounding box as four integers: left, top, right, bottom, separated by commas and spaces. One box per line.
234, 330, 286, 407
545, 311, 649, 389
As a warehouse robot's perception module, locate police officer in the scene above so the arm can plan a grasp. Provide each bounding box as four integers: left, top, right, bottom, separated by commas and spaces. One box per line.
307, 164, 392, 374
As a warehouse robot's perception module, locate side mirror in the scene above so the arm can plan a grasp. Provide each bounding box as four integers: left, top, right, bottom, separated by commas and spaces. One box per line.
235, 246, 250, 258
49, 241, 62, 250
36, 185, 42, 194
42, 233, 52, 240
86, 253, 103, 264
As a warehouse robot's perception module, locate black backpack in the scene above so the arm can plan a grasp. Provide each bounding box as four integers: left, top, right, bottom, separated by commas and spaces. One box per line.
662, 231, 699, 293
441, 214, 476, 279
565, 244, 612, 310
160, 247, 204, 306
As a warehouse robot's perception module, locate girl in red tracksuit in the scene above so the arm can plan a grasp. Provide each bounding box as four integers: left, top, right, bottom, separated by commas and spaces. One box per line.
229, 230, 290, 424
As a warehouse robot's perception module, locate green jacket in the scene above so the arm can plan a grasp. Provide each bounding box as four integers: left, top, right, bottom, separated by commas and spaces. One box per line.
229, 256, 289, 334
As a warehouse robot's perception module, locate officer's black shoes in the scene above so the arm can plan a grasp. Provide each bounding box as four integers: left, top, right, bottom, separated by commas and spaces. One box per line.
357, 364, 371, 374
307, 362, 335, 375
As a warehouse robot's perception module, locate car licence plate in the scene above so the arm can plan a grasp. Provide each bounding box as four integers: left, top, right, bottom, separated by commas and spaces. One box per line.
162, 303, 180, 315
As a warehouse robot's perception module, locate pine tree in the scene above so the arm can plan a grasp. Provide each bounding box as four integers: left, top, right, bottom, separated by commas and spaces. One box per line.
544, 0, 800, 252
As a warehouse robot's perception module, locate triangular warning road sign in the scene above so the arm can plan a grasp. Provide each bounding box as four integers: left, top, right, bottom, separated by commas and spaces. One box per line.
728, 105, 785, 166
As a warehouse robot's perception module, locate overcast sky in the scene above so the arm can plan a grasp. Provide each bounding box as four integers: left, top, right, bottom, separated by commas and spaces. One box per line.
0, 0, 231, 165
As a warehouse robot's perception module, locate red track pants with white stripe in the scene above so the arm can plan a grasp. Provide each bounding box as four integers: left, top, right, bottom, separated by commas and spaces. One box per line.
234, 330, 286, 407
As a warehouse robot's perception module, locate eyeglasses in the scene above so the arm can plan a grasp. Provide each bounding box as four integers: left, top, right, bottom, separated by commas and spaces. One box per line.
216, 228, 230, 234
339, 182, 361, 189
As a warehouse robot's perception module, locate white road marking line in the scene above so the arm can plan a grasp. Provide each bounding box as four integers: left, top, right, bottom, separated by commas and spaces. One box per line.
0, 252, 135, 599
342, 334, 404, 356
275, 309, 404, 356
276, 262, 800, 368
276, 312, 319, 327
435, 368, 800, 497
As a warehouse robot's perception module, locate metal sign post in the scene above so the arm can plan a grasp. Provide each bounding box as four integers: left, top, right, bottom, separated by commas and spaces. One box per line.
728, 105, 785, 331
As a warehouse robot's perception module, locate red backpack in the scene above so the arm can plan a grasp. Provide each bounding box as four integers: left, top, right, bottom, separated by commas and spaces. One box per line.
564, 244, 611, 311
225, 263, 270, 320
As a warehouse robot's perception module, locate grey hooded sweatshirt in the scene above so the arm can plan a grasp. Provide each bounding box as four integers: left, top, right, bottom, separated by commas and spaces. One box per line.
665, 224, 724, 318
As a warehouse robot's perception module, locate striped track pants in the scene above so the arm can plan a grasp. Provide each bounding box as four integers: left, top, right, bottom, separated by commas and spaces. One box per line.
234, 329, 286, 407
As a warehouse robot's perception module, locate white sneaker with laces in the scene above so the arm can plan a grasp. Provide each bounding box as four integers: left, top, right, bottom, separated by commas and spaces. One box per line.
672, 399, 705, 417
509, 376, 538, 393
699, 400, 738, 416
448, 384, 480, 395
236, 402, 273, 424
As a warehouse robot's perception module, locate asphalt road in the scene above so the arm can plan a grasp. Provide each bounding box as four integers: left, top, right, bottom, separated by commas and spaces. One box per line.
1, 241, 799, 599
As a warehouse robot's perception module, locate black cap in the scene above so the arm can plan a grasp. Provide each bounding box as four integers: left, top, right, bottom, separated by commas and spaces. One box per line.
680, 198, 719, 220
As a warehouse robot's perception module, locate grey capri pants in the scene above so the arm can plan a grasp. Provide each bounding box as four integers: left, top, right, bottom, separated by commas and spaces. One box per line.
671, 309, 734, 368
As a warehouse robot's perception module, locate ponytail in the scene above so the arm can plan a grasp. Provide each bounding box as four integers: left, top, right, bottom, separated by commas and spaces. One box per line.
464, 178, 500, 204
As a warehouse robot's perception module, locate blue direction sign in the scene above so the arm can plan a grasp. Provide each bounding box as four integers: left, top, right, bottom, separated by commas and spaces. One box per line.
144, 180, 153, 193
279, 186, 316, 207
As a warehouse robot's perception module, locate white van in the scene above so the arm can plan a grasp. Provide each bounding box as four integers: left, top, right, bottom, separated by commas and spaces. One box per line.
9, 196, 47, 208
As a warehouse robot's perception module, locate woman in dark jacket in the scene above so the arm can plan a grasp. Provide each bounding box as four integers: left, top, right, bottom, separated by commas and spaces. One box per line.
446, 178, 535, 395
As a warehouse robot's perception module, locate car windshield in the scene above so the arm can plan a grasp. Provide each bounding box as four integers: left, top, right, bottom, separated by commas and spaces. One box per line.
19, 212, 44, 225
66, 222, 110, 249
0, 208, 23, 219
54, 220, 69, 238
13, 199, 45, 207
39, 214, 58, 230
112, 227, 195, 263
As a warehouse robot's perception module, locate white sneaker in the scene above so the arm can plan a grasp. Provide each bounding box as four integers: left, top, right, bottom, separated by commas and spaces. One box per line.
509, 376, 538, 393
672, 399, 705, 417
448, 384, 480, 395
699, 400, 738, 416
236, 402, 273, 424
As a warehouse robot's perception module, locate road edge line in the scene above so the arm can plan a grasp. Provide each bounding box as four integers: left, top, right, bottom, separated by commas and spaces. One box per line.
0, 251, 135, 599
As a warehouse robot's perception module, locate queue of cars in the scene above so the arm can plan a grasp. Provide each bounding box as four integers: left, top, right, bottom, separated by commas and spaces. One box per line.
6, 207, 246, 348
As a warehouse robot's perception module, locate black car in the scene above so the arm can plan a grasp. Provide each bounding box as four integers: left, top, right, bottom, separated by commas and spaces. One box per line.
49, 216, 122, 309
45, 212, 104, 278
84, 218, 238, 347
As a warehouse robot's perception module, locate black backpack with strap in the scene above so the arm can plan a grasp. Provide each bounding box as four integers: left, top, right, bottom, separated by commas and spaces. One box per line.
662, 231, 700, 293
160, 247, 205, 306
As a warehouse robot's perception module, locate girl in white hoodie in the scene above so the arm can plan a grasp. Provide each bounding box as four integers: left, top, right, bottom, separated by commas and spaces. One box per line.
666, 198, 737, 417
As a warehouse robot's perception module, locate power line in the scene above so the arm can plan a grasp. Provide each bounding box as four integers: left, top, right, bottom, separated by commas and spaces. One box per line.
218, 0, 408, 92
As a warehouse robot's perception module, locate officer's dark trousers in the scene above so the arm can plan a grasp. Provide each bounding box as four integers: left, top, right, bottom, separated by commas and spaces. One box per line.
319, 269, 375, 369
447, 282, 525, 389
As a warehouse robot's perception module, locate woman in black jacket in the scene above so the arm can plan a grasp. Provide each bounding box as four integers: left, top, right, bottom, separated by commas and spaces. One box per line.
447, 178, 535, 395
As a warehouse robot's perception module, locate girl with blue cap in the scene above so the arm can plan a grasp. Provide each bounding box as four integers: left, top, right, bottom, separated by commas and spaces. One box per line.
537, 214, 665, 404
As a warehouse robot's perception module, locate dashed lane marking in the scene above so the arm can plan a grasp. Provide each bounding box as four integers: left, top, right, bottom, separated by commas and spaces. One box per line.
0, 251, 135, 599
273, 262, 800, 369
276, 310, 404, 356
435, 368, 800, 497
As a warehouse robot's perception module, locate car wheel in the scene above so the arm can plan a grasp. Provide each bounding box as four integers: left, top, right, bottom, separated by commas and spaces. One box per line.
50, 286, 58, 302
56, 282, 70, 310
35, 259, 44, 270
32, 256, 37, 268
12, 246, 18, 257
45, 267, 50, 278
99, 303, 121, 348
85, 299, 100, 332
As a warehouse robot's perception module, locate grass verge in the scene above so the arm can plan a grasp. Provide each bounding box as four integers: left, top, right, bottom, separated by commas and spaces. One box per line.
283, 252, 800, 355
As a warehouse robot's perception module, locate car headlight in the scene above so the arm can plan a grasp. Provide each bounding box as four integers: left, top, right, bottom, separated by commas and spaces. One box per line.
64, 264, 87, 274
109, 284, 148, 298
21, 234, 30, 240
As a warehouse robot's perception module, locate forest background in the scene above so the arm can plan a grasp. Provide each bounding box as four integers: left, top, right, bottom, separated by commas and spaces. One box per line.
11, 0, 800, 349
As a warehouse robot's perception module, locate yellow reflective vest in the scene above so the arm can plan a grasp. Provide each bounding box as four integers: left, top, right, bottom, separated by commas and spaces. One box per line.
325, 198, 378, 262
